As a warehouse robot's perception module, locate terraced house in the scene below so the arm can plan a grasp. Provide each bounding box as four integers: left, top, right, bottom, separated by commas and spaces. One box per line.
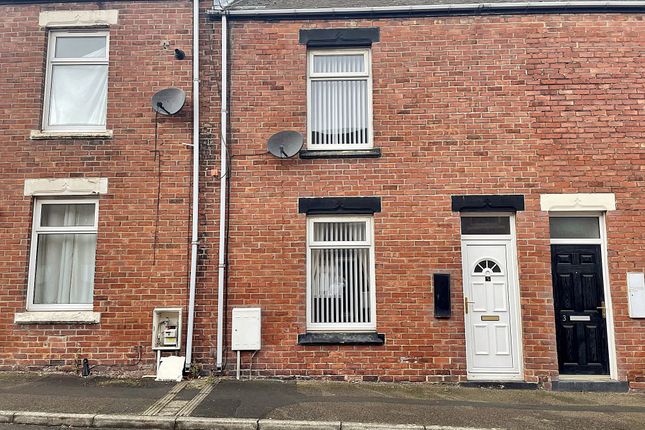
1, 0, 644, 391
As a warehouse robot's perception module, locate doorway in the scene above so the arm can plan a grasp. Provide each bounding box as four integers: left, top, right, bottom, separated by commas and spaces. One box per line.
549, 216, 612, 376
461, 214, 523, 380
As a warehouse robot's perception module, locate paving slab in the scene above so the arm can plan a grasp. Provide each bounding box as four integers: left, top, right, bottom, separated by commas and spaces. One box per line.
93, 414, 175, 429
258, 419, 340, 430
13, 411, 94, 427
176, 417, 258, 430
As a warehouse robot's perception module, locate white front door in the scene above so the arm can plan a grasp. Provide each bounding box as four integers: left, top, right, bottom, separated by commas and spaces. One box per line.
463, 242, 522, 379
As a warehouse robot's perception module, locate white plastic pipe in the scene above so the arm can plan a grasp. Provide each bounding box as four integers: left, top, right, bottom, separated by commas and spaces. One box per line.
216, 13, 228, 371
185, 0, 200, 370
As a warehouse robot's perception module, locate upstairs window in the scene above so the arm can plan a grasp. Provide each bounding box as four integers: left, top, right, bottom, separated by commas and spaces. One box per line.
307, 49, 373, 150
306, 216, 376, 331
43, 31, 109, 131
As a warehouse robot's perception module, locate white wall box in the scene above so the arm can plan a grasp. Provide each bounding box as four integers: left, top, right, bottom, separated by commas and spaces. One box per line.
627, 273, 645, 318
152, 308, 182, 350
231, 307, 262, 351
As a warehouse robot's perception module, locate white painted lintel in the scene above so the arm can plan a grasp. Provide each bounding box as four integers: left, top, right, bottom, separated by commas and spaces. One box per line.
540, 193, 616, 212
24, 178, 108, 197
39, 10, 119, 28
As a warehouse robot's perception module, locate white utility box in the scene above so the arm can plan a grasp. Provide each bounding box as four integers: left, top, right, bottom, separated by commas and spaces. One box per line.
152, 308, 182, 350
231, 307, 261, 351
627, 272, 645, 318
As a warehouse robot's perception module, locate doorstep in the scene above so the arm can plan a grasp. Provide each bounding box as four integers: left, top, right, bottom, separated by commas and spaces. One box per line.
459, 381, 538, 390
553, 375, 628, 392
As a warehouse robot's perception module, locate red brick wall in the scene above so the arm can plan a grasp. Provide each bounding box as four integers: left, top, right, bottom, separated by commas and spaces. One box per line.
215, 13, 645, 387
0, 0, 195, 374
1, 4, 643, 389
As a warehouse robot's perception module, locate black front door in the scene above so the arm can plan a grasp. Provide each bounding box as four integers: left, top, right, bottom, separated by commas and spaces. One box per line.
551, 244, 609, 375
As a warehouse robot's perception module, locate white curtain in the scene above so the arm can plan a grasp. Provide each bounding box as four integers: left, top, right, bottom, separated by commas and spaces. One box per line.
49, 64, 108, 127
34, 205, 96, 305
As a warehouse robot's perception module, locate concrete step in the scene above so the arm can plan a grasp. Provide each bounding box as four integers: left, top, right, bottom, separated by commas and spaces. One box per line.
552, 380, 629, 392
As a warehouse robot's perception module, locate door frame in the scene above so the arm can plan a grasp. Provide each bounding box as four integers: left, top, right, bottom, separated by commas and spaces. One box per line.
460, 212, 524, 381
549, 212, 618, 380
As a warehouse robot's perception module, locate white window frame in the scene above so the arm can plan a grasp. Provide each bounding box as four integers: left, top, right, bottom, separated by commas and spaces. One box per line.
42, 30, 110, 132
306, 48, 373, 151
306, 215, 377, 331
27, 198, 99, 311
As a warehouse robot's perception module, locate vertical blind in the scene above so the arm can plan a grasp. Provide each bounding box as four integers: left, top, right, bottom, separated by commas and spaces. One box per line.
310, 53, 369, 147
310, 221, 372, 325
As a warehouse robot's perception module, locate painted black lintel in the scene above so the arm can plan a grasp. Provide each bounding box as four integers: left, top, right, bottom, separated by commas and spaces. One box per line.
298, 332, 385, 345
298, 197, 381, 215
299, 28, 380, 47
299, 148, 381, 159
451, 195, 525, 212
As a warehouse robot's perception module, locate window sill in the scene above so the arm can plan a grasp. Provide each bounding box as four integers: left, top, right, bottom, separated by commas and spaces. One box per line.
298, 332, 385, 345
30, 130, 113, 140
299, 148, 381, 159
14, 311, 101, 325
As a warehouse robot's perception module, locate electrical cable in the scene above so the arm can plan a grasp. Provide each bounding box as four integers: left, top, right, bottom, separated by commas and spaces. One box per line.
152, 112, 162, 265
248, 350, 258, 379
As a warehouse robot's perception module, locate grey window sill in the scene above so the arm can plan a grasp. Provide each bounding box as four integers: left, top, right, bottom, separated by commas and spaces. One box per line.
298, 332, 385, 345
14, 311, 101, 325
299, 148, 381, 159
30, 130, 113, 140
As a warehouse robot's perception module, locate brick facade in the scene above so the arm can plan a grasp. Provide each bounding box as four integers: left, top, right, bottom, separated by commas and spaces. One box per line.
214, 13, 644, 388
0, 0, 196, 374
0, 2, 643, 389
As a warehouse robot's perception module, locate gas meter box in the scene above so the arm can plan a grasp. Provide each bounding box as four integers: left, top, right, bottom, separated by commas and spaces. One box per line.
152, 308, 182, 351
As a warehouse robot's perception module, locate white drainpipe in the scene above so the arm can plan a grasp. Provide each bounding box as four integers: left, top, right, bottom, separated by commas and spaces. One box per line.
185, 0, 200, 370
216, 12, 228, 371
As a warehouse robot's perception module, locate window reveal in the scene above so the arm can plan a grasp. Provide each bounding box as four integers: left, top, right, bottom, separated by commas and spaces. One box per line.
307, 216, 376, 331
28, 199, 98, 310
307, 49, 372, 150
43, 31, 109, 131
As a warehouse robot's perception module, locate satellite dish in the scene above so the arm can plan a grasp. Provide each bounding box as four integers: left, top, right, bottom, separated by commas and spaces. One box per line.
267, 131, 304, 159
151, 88, 186, 115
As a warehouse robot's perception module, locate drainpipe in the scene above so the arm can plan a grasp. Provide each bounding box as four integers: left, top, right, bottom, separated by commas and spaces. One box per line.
216, 11, 228, 371
185, 0, 200, 371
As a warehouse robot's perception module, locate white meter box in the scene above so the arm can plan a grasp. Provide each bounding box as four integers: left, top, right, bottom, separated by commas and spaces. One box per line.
152, 308, 182, 351
627, 272, 645, 318
232, 307, 261, 351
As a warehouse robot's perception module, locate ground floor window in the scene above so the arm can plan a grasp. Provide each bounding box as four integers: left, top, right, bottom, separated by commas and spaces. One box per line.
27, 199, 98, 310
306, 216, 376, 331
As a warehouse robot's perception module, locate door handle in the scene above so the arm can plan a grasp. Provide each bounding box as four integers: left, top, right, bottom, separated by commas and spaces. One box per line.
464, 296, 475, 314
596, 301, 606, 319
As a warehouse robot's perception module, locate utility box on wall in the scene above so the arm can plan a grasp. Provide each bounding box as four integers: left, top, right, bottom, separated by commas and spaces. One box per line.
152, 308, 182, 351
232, 307, 261, 351
627, 272, 645, 318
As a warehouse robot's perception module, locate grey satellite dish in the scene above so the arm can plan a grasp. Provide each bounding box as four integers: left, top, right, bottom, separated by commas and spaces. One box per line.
152, 88, 186, 115
267, 131, 304, 159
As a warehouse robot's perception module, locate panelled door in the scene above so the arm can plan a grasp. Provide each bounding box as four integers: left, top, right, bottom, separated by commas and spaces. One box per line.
463, 242, 521, 378
551, 244, 609, 375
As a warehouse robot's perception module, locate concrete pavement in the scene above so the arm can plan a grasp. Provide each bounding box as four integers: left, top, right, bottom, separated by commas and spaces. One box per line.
0, 372, 643, 430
